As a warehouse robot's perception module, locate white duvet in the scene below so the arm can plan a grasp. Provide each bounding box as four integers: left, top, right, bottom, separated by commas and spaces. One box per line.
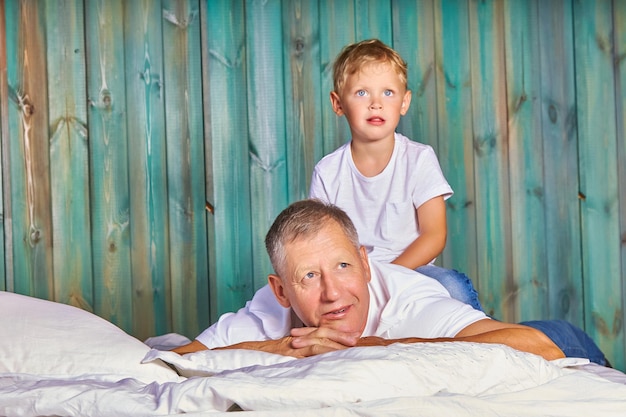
1, 291, 626, 416
2, 341, 626, 416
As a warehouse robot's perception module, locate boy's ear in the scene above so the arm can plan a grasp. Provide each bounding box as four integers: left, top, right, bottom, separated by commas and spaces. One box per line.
330, 91, 344, 116
268, 274, 291, 308
400, 90, 412, 116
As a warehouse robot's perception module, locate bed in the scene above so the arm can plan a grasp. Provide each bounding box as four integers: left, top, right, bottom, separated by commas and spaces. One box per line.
1, 291, 625, 417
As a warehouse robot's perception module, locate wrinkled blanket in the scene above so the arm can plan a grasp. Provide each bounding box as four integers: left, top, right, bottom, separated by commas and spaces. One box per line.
2, 341, 626, 417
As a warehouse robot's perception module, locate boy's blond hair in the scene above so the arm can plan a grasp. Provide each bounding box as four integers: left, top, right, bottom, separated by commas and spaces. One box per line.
332, 39, 408, 94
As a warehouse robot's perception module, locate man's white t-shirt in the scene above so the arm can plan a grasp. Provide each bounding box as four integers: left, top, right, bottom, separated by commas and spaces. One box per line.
195, 260, 487, 349
309, 132, 453, 263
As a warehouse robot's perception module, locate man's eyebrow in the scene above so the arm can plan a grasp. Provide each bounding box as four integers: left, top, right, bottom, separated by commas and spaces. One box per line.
292, 265, 315, 277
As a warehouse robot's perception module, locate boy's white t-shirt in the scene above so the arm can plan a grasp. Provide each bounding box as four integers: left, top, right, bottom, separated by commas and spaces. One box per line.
309, 132, 453, 263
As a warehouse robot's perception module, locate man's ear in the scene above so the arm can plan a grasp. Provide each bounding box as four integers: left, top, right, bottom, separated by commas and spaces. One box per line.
400, 89, 412, 116
268, 274, 291, 308
359, 246, 371, 283
330, 91, 344, 116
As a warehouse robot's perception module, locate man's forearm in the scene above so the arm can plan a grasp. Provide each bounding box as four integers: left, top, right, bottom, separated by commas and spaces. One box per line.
448, 327, 563, 360
172, 339, 209, 354
356, 327, 565, 361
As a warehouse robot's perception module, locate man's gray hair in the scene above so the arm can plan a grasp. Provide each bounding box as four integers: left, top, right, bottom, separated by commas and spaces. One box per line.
265, 199, 360, 276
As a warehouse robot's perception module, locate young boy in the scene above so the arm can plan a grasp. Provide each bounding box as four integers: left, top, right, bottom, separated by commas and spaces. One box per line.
309, 39, 482, 310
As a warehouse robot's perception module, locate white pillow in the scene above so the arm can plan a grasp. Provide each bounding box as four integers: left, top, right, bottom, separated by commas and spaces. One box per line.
145, 340, 566, 396
143, 347, 296, 377
144, 341, 567, 411
0, 291, 181, 384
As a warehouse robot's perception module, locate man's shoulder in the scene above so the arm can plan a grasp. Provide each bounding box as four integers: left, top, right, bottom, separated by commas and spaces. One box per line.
368, 260, 448, 296
367, 260, 488, 338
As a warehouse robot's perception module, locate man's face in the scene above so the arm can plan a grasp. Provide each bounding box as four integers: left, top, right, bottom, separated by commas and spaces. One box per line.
268, 220, 371, 336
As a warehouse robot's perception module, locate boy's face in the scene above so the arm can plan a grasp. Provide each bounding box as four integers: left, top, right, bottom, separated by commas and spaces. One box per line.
331, 62, 411, 144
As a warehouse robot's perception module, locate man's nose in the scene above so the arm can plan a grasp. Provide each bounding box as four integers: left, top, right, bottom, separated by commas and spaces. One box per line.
320, 274, 341, 301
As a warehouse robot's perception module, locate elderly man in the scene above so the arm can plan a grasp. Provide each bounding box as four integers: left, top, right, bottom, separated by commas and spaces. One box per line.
174, 199, 566, 361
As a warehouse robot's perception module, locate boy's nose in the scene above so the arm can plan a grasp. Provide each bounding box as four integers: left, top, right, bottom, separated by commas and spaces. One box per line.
369, 101, 382, 110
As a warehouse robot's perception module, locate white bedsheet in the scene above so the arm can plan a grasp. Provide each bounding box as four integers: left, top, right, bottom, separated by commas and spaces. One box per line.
2, 341, 626, 417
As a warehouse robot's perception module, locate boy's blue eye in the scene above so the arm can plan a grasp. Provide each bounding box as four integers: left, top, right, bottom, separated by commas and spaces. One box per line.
384, 90, 393, 96
356, 90, 366, 97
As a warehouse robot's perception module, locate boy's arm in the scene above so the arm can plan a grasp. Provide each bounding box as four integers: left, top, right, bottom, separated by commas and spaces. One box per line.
391, 196, 447, 269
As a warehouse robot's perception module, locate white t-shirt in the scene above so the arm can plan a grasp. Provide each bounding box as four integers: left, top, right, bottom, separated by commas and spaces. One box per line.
309, 132, 453, 263
195, 260, 487, 348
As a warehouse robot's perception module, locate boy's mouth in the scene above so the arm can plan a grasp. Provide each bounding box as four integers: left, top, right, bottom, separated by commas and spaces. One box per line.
367, 117, 385, 125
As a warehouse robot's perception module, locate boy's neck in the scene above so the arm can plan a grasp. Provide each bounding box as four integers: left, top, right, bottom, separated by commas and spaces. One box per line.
350, 134, 395, 177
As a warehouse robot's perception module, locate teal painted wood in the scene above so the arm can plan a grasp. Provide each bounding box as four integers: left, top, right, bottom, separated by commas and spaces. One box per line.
434, 0, 479, 285
537, 0, 582, 326
162, 0, 210, 339
245, 0, 289, 291
205, 0, 254, 319
85, 0, 134, 334
574, 0, 623, 371
124, 0, 172, 340
5, 0, 55, 299
46, 0, 94, 312
394, 0, 439, 152
282, 0, 324, 202
319, 0, 355, 155
355, 0, 392, 44
503, 0, 548, 321
320, 0, 393, 157
468, 0, 513, 320
0, 0, 625, 370
199, 0, 218, 325
0, 0, 8, 292
615, 0, 626, 374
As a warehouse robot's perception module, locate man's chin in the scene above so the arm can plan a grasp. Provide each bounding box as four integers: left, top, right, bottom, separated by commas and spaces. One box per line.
322, 321, 363, 335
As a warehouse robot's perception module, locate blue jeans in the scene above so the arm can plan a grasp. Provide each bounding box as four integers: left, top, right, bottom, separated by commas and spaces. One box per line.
417, 265, 483, 311
416, 265, 609, 366
521, 320, 609, 366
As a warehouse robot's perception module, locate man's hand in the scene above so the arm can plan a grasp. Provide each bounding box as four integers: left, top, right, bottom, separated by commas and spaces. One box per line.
225, 327, 361, 357
288, 326, 360, 355
172, 327, 361, 357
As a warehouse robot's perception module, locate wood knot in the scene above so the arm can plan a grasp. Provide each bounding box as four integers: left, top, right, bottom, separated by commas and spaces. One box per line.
548, 104, 557, 123
294, 37, 305, 56
21, 98, 35, 116
29, 227, 41, 246
101, 89, 112, 108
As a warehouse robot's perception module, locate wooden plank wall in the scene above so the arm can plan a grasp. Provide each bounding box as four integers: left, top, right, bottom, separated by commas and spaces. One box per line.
0, 0, 624, 371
